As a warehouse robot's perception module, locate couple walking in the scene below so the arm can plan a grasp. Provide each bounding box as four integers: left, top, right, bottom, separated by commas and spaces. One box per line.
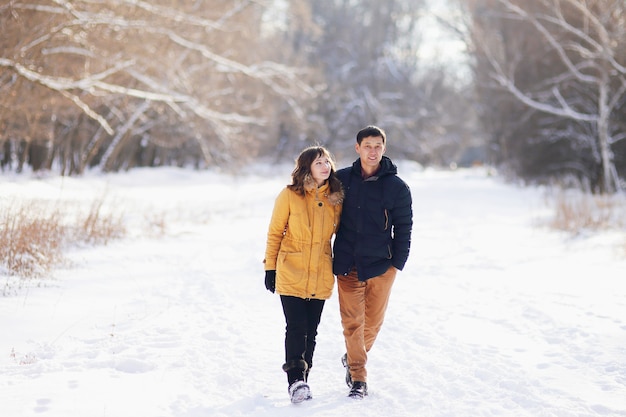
263, 125, 413, 403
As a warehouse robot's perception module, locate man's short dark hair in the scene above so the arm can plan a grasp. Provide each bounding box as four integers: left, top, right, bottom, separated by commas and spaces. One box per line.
356, 125, 386, 145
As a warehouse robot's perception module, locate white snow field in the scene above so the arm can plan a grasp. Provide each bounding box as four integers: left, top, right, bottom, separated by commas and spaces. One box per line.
1, 164, 625, 417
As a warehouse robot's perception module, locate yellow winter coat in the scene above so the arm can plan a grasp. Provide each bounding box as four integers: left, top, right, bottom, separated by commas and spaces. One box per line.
264, 181, 343, 300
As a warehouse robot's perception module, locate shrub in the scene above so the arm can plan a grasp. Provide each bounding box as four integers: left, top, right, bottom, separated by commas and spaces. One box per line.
0, 197, 125, 282
75, 197, 126, 245
0, 201, 65, 279
549, 190, 626, 233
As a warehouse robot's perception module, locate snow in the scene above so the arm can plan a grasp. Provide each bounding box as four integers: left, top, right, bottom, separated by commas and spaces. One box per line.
1, 165, 625, 417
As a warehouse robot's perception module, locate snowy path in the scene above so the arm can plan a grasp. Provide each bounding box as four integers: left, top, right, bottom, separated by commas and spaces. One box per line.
1, 167, 625, 417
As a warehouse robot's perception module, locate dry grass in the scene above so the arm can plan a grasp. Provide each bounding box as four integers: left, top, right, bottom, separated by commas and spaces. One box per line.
1, 197, 126, 283
0, 202, 65, 279
142, 211, 168, 238
76, 198, 126, 245
549, 190, 626, 234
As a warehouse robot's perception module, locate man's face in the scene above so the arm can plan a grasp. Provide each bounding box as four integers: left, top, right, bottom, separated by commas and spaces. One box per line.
355, 135, 385, 169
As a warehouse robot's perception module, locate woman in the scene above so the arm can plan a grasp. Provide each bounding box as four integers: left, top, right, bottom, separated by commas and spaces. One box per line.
263, 146, 343, 403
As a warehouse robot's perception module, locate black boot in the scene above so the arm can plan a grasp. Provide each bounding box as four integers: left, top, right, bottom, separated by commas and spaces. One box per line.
282, 359, 311, 403
348, 381, 368, 399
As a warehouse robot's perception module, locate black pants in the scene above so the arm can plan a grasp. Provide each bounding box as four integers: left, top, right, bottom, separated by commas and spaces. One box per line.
280, 295, 325, 383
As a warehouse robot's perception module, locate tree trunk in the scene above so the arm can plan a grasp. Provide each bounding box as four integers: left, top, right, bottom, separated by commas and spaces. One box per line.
597, 77, 615, 193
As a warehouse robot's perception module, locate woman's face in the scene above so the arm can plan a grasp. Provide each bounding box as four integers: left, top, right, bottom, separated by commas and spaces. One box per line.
310, 154, 331, 186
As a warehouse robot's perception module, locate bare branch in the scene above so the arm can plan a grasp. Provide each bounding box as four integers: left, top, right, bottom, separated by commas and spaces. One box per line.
98, 100, 151, 170
59, 90, 114, 135
491, 68, 596, 122
496, 0, 598, 84
0, 58, 115, 134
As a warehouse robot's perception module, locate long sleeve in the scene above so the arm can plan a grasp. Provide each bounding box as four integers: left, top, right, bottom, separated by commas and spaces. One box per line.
391, 182, 412, 271
264, 189, 290, 270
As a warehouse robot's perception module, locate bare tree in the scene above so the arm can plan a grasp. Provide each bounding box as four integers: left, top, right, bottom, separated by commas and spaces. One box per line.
283, 0, 479, 166
283, 0, 420, 157
467, 0, 626, 192
0, 0, 316, 173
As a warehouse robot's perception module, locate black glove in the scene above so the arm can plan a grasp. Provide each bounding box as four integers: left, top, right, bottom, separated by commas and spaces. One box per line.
265, 270, 276, 293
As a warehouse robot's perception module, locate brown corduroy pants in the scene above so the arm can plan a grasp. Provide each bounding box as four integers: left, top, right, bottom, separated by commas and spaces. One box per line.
337, 265, 397, 383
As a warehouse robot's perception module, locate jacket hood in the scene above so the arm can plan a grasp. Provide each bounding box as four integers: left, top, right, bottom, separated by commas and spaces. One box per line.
350, 155, 397, 178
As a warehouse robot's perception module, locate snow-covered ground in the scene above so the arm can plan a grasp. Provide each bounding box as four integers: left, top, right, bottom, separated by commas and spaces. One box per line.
1, 165, 625, 417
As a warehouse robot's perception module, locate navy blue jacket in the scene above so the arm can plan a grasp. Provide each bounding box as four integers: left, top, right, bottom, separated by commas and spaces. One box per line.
333, 156, 413, 281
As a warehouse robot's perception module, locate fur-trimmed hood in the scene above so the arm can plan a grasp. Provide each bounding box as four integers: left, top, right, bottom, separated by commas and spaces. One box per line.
303, 175, 344, 206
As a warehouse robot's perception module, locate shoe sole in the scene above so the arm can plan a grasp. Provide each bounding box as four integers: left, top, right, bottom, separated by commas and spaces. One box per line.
348, 389, 368, 399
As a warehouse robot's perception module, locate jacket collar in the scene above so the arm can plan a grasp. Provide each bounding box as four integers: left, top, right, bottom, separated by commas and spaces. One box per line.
351, 155, 397, 180
303, 178, 342, 206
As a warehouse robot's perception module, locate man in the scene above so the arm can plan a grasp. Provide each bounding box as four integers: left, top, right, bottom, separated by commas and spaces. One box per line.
333, 125, 413, 399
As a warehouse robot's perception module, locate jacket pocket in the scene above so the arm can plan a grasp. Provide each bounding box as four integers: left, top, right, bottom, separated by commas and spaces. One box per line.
366, 204, 388, 231
277, 251, 304, 288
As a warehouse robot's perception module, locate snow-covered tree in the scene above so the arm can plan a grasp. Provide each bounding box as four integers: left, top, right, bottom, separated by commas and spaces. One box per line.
465, 0, 626, 192
0, 0, 315, 173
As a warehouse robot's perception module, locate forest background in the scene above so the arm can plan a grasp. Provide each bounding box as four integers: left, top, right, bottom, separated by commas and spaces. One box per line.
1, 0, 625, 194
